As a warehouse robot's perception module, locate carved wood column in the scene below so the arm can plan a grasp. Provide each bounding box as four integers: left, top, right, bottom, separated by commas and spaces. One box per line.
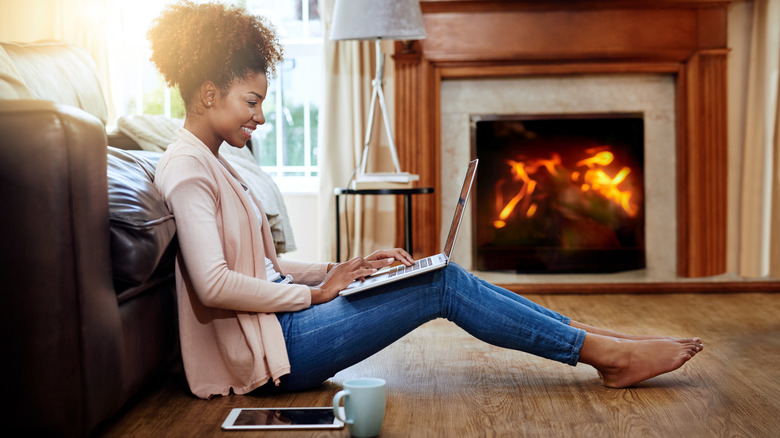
393, 43, 439, 257
678, 49, 729, 277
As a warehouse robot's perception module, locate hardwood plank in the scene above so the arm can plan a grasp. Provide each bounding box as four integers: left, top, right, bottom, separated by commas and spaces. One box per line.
96, 293, 780, 437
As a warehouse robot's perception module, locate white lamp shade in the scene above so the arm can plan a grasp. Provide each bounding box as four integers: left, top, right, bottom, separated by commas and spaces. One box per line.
330, 0, 427, 41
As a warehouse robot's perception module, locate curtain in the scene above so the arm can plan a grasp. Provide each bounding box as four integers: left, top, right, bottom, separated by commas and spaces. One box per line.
318, 0, 397, 262
735, 0, 780, 277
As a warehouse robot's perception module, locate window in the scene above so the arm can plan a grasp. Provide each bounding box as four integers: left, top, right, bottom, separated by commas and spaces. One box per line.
107, 0, 323, 193
245, 0, 323, 193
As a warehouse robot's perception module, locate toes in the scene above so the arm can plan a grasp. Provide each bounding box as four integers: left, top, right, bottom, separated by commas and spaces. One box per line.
685, 343, 702, 357
678, 338, 704, 351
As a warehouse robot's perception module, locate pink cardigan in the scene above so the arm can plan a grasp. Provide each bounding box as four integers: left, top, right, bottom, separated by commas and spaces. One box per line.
155, 129, 328, 398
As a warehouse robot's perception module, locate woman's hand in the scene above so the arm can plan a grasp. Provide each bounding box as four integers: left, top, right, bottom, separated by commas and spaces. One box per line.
309, 255, 396, 304
309, 249, 413, 304
365, 248, 414, 267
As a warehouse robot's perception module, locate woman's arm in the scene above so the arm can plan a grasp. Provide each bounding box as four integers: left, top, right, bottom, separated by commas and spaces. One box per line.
158, 155, 312, 313
278, 259, 329, 285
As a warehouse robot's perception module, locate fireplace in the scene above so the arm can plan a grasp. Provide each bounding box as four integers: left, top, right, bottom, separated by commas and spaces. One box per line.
472, 113, 645, 273
393, 0, 730, 282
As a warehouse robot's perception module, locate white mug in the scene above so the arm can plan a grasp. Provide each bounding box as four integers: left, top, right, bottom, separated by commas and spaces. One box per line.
333, 378, 387, 437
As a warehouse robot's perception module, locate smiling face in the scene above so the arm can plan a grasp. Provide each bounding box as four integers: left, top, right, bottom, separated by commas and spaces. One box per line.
192, 70, 268, 153
215, 71, 268, 148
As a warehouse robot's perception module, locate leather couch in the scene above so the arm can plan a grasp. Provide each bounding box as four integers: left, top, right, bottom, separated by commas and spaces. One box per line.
0, 42, 178, 437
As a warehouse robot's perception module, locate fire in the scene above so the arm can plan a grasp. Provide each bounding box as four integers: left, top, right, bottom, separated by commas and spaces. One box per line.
493, 147, 638, 229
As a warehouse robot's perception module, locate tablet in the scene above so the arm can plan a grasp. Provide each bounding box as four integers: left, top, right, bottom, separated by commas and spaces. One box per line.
221, 407, 345, 430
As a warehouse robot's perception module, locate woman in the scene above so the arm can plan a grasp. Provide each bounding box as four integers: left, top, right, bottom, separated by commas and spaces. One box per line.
149, 1, 702, 399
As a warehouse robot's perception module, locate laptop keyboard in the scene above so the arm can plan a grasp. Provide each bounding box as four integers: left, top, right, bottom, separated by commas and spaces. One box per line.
388, 257, 431, 278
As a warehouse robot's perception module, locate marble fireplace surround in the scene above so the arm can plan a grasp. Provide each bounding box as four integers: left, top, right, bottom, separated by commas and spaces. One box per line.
441, 75, 676, 284
391, 0, 749, 292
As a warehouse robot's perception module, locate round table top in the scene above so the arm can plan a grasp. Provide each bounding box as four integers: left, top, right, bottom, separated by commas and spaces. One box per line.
334, 187, 434, 195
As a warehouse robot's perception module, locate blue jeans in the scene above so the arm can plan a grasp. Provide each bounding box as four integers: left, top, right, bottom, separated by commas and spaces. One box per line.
272, 263, 586, 392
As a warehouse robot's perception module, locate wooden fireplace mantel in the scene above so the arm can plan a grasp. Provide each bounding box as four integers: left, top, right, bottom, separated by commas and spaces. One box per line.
394, 0, 730, 278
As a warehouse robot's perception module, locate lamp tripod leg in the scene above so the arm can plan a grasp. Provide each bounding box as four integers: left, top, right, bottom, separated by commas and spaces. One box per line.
358, 39, 403, 176
359, 79, 380, 175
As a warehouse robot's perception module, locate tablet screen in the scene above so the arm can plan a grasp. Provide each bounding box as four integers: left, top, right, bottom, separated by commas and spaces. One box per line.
222, 407, 344, 430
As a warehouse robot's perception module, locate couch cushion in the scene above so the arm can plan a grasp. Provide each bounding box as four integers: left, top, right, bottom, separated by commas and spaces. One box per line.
0, 44, 33, 99
1, 42, 107, 123
107, 147, 176, 294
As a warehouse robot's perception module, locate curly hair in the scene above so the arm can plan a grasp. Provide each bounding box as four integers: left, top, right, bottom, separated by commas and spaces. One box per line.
147, 1, 283, 109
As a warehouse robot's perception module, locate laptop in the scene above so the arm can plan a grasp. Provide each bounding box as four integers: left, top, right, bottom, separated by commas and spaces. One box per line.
339, 159, 478, 296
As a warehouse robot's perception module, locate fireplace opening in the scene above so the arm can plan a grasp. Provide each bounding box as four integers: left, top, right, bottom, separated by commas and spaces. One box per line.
471, 114, 646, 273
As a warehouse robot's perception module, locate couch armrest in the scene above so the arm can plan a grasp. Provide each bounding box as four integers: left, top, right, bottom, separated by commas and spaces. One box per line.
0, 100, 123, 437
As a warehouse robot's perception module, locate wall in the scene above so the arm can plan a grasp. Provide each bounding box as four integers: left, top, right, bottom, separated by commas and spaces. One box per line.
0, 1, 60, 42
279, 193, 321, 262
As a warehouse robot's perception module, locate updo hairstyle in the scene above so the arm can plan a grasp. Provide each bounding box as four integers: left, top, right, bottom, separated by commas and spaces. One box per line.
147, 0, 283, 110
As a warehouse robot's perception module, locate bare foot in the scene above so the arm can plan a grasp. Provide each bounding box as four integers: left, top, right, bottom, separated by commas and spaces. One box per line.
571, 321, 704, 350
579, 334, 702, 388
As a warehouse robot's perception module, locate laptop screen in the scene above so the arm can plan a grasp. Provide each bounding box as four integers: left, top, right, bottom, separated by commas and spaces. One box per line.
443, 159, 478, 258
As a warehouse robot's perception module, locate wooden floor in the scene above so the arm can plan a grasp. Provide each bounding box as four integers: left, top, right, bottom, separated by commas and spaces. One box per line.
96, 293, 780, 437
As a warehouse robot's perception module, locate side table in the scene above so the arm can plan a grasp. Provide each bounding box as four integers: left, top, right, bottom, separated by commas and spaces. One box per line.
334, 187, 434, 262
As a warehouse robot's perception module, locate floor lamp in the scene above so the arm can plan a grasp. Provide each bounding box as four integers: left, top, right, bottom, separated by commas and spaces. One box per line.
330, 0, 427, 185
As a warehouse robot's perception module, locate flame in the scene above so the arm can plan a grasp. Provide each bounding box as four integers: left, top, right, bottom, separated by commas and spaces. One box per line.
526, 203, 538, 218
492, 147, 638, 229
576, 150, 614, 167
